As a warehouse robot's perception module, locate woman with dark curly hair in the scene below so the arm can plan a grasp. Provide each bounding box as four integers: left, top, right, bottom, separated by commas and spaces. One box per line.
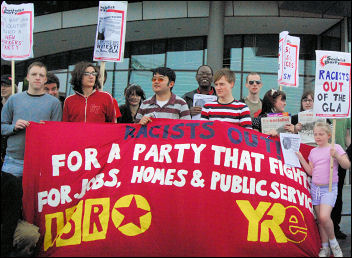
252, 88, 293, 136
117, 84, 146, 123
63, 61, 116, 123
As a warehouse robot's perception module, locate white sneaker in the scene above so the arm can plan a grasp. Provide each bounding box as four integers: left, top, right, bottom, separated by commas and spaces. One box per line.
318, 247, 331, 257
331, 244, 343, 257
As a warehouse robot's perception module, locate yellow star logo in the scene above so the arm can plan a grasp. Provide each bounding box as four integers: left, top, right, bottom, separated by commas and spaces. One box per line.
111, 194, 151, 236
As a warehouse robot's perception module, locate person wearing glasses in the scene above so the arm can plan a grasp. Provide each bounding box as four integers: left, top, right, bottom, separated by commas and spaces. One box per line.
63, 61, 116, 123
136, 67, 191, 125
201, 68, 252, 129
182, 65, 217, 118
240, 73, 263, 118
290, 91, 315, 133
290, 91, 331, 143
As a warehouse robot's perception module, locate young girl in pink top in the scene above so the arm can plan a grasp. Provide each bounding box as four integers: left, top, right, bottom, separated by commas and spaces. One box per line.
296, 122, 350, 257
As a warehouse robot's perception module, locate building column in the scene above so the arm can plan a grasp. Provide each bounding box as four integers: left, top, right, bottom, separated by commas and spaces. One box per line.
341, 17, 348, 52
206, 1, 225, 72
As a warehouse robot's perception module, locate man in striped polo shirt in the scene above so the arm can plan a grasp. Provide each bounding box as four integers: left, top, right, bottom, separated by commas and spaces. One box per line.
136, 67, 191, 125
201, 68, 252, 129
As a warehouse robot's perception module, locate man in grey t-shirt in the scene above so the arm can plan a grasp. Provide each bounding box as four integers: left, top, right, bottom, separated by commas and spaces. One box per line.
1, 61, 62, 256
1, 61, 62, 176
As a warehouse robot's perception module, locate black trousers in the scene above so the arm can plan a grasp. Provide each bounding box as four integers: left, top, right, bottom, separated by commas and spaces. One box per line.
331, 144, 351, 232
1, 172, 23, 257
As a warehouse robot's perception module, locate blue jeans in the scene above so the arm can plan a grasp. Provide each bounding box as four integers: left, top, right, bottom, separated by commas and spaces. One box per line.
1, 155, 24, 177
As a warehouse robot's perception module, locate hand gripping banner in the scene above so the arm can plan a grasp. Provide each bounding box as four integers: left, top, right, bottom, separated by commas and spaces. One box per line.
22, 119, 320, 257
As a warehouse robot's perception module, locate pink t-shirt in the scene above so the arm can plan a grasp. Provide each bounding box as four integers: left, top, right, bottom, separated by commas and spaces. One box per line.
308, 144, 345, 185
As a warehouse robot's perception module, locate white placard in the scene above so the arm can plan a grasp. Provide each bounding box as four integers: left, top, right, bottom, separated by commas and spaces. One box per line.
193, 94, 217, 120
93, 1, 127, 62
314, 50, 351, 118
1, 1, 34, 61
278, 31, 300, 87
298, 110, 326, 145
280, 133, 301, 168
261, 116, 291, 135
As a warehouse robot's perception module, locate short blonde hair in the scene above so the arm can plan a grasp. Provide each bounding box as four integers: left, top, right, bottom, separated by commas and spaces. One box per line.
213, 68, 235, 84
313, 121, 332, 136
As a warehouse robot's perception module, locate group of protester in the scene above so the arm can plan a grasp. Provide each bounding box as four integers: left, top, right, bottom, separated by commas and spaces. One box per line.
1, 61, 351, 257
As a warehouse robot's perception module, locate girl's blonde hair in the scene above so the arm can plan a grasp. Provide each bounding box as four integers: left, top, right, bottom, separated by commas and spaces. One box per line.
313, 121, 332, 136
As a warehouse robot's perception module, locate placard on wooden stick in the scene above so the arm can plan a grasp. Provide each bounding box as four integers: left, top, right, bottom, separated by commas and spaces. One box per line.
313, 50, 351, 191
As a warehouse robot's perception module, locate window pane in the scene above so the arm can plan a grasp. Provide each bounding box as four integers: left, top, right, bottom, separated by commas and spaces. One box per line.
129, 71, 153, 100
130, 40, 166, 69
293, 34, 317, 75
66, 72, 73, 96
112, 71, 128, 105
224, 35, 242, 71
243, 35, 278, 73
321, 36, 341, 51
52, 71, 68, 95
102, 71, 114, 95
69, 47, 94, 65
321, 22, 341, 51
174, 71, 198, 98
230, 48, 242, 71
46, 52, 69, 71
167, 37, 204, 69
283, 79, 304, 115
232, 73, 242, 101
131, 54, 165, 70
300, 60, 316, 76
302, 76, 315, 93
167, 50, 203, 69
168, 37, 204, 51
104, 62, 114, 70
115, 57, 130, 69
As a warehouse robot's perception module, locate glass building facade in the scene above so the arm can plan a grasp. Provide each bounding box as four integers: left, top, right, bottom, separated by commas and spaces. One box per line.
14, 33, 342, 116
3, 1, 350, 117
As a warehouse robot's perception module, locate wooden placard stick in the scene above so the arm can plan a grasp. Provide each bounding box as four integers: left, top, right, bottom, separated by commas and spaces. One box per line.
329, 119, 336, 192
11, 60, 15, 95
100, 61, 106, 91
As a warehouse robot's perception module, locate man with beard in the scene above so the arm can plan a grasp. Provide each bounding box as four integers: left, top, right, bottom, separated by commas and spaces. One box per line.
182, 65, 217, 118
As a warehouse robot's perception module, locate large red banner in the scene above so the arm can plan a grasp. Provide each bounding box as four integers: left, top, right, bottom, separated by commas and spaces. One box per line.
22, 119, 320, 257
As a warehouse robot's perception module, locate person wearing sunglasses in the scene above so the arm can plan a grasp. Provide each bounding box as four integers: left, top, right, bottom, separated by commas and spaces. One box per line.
136, 67, 191, 125
182, 65, 217, 118
240, 73, 263, 118
63, 61, 116, 123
